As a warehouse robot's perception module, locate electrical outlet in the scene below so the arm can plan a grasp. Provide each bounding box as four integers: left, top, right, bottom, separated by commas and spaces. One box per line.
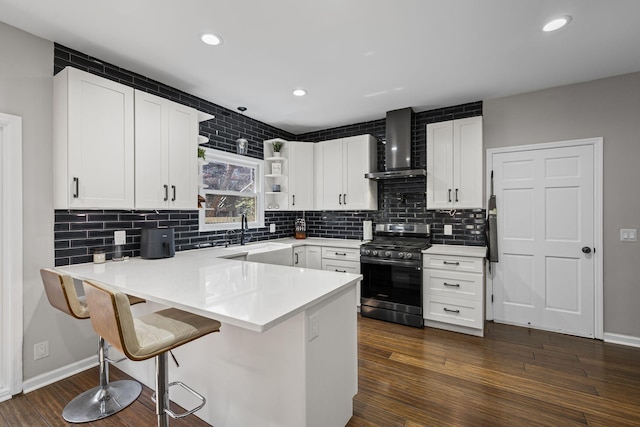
444, 224, 453, 235
620, 228, 637, 242
34, 341, 49, 360
270, 223, 276, 233
114, 230, 126, 245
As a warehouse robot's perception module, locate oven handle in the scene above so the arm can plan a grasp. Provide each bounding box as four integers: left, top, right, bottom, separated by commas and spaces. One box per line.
360, 257, 421, 269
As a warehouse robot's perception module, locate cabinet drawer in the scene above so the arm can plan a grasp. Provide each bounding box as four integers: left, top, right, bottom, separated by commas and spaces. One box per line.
321, 247, 360, 262
321, 259, 360, 274
423, 296, 483, 329
424, 270, 483, 302
423, 254, 483, 273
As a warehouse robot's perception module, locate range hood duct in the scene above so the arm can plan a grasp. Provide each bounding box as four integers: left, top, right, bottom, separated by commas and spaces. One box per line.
365, 107, 426, 180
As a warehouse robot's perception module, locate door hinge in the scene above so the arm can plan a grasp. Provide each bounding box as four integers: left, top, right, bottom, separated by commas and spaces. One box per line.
491, 294, 494, 303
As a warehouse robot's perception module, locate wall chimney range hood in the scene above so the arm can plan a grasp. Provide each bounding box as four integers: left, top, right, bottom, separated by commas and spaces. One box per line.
365, 107, 426, 180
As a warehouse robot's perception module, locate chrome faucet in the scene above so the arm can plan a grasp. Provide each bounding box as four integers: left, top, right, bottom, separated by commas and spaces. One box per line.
240, 214, 249, 245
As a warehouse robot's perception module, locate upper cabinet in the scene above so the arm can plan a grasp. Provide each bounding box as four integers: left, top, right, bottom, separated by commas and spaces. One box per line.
134, 90, 198, 210
288, 141, 315, 210
54, 67, 135, 209
426, 116, 483, 209
315, 135, 377, 211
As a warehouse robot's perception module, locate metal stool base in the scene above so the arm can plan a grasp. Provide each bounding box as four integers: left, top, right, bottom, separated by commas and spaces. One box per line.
62, 379, 142, 423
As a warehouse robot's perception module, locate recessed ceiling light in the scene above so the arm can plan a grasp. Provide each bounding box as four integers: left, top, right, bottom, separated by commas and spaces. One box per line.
293, 89, 307, 97
543, 16, 572, 32
201, 33, 223, 46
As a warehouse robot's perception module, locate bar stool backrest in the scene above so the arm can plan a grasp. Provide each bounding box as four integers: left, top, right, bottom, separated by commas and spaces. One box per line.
40, 268, 89, 320
83, 280, 140, 360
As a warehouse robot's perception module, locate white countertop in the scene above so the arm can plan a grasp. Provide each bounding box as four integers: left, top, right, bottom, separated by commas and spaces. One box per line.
56, 245, 361, 333
424, 244, 487, 258
279, 237, 363, 249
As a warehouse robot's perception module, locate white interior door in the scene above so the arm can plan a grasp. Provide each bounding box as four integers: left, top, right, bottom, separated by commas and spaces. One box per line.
491, 141, 598, 338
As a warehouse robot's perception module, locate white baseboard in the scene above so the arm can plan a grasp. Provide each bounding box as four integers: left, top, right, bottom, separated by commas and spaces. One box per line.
603, 332, 640, 348
0, 388, 11, 403
22, 355, 97, 394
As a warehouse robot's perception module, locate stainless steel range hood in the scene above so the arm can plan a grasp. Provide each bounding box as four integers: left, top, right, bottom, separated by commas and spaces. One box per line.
365, 107, 426, 180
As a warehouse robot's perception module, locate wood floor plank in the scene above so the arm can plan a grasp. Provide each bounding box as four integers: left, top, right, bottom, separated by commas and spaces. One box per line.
0, 394, 49, 426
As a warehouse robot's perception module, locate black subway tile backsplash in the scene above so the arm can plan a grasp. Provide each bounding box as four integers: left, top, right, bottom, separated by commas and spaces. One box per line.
53, 44, 485, 266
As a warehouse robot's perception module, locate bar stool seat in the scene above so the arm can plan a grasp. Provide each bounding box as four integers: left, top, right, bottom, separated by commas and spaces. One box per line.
83, 279, 221, 427
39, 268, 144, 423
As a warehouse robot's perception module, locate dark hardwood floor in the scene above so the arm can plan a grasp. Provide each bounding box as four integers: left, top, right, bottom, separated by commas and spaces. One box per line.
2, 316, 640, 426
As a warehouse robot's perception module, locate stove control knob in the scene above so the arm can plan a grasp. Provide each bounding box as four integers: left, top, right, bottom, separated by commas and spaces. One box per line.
365, 249, 371, 256
398, 252, 405, 258
405, 253, 413, 259
372, 250, 378, 256
384, 251, 392, 258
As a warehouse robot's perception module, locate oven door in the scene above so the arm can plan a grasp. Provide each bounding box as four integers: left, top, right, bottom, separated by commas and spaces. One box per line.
360, 257, 423, 326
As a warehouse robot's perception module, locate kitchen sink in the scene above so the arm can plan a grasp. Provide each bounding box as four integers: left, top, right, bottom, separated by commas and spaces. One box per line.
244, 242, 293, 266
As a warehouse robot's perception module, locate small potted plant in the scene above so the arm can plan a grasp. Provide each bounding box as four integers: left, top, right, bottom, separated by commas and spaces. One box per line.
272, 140, 284, 157
198, 147, 206, 161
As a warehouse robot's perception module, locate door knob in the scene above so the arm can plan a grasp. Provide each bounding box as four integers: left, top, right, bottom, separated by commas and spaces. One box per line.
582, 246, 592, 254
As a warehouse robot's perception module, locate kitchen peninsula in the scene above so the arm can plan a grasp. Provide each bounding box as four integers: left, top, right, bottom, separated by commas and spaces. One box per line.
56, 246, 360, 427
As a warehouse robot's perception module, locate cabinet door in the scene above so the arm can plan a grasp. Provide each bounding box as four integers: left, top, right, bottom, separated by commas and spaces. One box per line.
293, 246, 306, 267
453, 116, 483, 209
60, 67, 134, 208
289, 142, 314, 210
342, 135, 377, 210
426, 121, 454, 209
318, 141, 344, 210
135, 90, 169, 209
167, 103, 198, 209
305, 246, 322, 269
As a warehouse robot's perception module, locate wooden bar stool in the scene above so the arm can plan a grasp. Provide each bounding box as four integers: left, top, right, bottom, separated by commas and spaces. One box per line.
82, 279, 221, 427
39, 269, 144, 423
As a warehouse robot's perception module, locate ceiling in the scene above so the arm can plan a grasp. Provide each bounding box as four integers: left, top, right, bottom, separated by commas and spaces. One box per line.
2, 0, 640, 134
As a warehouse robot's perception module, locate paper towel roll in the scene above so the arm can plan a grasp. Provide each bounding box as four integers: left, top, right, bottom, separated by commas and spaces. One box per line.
363, 220, 373, 241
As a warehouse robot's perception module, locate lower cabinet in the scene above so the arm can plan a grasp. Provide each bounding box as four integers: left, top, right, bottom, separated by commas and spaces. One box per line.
305, 246, 322, 269
320, 246, 361, 307
423, 246, 486, 337
293, 246, 306, 267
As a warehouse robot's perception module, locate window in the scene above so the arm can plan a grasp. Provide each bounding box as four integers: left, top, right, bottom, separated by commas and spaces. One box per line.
198, 148, 264, 231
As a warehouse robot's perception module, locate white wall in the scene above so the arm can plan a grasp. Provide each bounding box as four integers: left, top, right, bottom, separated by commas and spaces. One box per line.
484, 71, 640, 338
0, 21, 97, 382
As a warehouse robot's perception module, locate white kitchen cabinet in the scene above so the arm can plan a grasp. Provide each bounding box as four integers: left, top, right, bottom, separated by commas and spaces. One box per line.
315, 135, 377, 210
321, 246, 361, 306
134, 90, 198, 209
423, 245, 486, 336
53, 66, 135, 209
305, 245, 322, 269
426, 116, 483, 209
288, 142, 315, 210
293, 246, 306, 267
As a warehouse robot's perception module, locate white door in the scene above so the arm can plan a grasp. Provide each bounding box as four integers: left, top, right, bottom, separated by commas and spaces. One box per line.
492, 142, 597, 338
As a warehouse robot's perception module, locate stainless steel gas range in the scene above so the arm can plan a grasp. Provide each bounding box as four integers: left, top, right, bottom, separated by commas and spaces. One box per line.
359, 223, 431, 328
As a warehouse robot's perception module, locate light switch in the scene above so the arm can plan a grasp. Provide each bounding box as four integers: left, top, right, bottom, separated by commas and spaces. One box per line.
444, 224, 453, 235
620, 228, 637, 242
270, 223, 276, 233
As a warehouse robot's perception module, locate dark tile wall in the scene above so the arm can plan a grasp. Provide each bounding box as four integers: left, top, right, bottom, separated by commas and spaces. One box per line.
297, 103, 486, 246
53, 44, 297, 266
53, 44, 486, 266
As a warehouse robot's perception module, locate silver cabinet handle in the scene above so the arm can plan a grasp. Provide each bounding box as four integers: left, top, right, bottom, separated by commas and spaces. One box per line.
73, 177, 79, 198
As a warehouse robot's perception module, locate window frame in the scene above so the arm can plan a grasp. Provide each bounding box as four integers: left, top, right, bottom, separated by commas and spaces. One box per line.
198, 147, 265, 232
